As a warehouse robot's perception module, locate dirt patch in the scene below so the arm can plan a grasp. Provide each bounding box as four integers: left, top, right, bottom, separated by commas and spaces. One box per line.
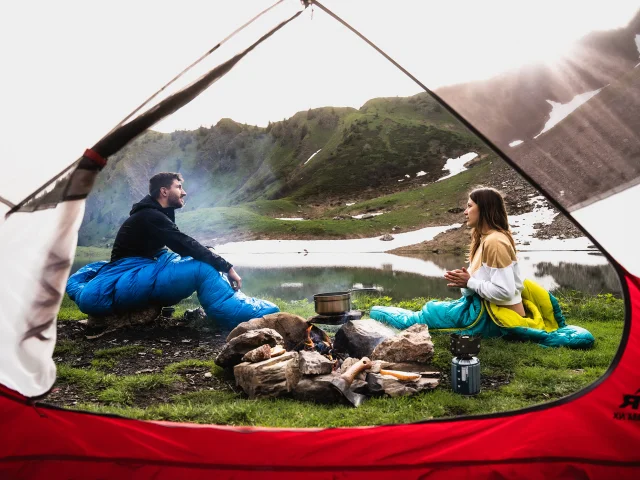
47, 319, 236, 408
46, 384, 87, 407
55, 320, 228, 373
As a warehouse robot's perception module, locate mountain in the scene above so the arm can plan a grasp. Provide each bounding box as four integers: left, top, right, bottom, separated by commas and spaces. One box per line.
79, 93, 489, 246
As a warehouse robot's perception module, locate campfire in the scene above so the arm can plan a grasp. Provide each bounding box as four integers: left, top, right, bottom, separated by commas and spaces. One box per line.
215, 312, 440, 406
300, 324, 334, 358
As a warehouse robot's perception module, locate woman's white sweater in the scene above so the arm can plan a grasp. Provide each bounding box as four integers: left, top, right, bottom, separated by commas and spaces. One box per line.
461, 230, 524, 305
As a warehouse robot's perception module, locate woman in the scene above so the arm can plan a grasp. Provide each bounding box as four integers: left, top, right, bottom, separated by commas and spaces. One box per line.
369, 187, 594, 348
444, 187, 526, 316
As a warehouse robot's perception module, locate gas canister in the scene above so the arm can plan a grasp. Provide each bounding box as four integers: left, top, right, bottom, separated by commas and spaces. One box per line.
451, 356, 481, 395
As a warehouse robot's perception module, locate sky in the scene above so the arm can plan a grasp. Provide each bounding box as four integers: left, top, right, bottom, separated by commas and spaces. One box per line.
0, 0, 638, 203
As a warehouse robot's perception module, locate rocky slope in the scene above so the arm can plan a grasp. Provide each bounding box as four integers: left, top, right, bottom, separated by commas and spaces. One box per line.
390, 161, 583, 255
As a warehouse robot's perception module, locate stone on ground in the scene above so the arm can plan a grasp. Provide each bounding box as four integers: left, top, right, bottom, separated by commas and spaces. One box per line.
299, 350, 335, 375
333, 320, 395, 358
371, 324, 434, 363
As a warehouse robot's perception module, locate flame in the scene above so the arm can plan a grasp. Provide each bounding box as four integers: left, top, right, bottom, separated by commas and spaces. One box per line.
303, 325, 314, 350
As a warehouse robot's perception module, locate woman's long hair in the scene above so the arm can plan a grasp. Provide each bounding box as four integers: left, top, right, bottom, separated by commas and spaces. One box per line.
468, 187, 516, 262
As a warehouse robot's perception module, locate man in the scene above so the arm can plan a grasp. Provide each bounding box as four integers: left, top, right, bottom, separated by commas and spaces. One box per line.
111, 172, 243, 288
67, 172, 279, 328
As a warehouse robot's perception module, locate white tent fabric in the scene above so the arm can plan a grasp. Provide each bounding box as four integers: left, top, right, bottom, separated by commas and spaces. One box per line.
0, 201, 84, 396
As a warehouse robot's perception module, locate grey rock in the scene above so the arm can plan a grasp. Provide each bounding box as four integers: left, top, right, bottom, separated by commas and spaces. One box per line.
215, 328, 283, 368
380, 234, 394, 241
371, 324, 434, 363
227, 312, 310, 351
299, 351, 335, 375
234, 352, 300, 399
333, 320, 396, 358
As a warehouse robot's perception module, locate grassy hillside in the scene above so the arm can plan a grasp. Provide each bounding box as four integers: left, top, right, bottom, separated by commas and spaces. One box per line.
79, 93, 491, 246
84, 154, 494, 247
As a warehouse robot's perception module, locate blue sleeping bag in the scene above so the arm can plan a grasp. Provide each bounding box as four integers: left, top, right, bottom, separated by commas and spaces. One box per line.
66, 250, 279, 329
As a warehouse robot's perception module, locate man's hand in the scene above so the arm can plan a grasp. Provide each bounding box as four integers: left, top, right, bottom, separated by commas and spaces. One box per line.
228, 267, 242, 291
444, 267, 471, 288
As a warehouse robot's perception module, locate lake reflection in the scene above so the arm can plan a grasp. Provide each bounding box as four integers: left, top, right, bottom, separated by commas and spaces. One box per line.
72, 250, 621, 301
229, 252, 620, 301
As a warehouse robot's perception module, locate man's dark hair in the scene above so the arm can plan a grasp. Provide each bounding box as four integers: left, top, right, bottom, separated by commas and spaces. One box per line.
149, 172, 183, 199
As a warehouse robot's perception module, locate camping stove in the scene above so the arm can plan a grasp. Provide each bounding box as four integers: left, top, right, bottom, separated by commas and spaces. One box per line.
307, 310, 363, 326
450, 334, 481, 395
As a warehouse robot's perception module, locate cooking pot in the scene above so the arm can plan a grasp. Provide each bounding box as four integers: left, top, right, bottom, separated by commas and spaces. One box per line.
313, 288, 380, 315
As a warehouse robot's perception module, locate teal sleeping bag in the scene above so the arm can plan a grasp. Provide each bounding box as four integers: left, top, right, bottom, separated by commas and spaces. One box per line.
66, 250, 279, 329
370, 279, 594, 349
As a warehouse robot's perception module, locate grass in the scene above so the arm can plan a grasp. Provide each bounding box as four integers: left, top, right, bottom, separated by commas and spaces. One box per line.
56, 364, 180, 406
94, 345, 145, 358
163, 359, 224, 377
58, 293, 93, 321
54, 339, 83, 356
52, 290, 624, 426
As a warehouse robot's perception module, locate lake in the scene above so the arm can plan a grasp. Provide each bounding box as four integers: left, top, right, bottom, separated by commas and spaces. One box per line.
72, 250, 621, 301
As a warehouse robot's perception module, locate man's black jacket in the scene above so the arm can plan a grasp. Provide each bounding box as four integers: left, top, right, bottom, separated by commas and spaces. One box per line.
110, 195, 232, 272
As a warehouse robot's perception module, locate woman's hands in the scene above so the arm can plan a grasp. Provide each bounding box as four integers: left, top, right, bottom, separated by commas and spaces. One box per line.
444, 267, 471, 288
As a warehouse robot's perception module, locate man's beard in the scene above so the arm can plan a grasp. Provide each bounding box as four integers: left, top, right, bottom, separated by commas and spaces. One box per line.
168, 193, 185, 209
